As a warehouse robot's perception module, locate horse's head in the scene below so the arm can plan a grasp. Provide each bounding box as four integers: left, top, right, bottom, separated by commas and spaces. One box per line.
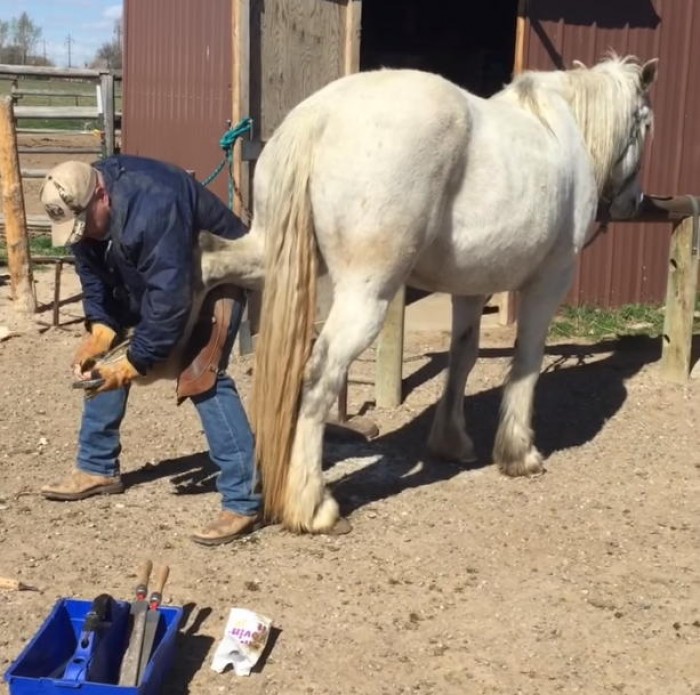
601, 57, 658, 219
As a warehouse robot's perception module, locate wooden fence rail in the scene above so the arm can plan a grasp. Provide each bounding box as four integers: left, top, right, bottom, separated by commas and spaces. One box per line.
0, 64, 121, 234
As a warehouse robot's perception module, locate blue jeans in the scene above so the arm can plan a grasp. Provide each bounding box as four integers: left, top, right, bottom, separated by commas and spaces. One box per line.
76, 297, 260, 517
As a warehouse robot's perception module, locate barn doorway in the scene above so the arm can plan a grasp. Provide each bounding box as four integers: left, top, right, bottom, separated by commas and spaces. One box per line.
360, 0, 519, 98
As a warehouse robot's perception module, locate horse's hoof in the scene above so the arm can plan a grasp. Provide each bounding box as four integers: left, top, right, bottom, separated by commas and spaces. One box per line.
499, 449, 545, 477
328, 517, 352, 535
427, 443, 477, 466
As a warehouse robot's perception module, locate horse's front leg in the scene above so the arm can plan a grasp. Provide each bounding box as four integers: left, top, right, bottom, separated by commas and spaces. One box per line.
494, 263, 573, 476
428, 294, 486, 463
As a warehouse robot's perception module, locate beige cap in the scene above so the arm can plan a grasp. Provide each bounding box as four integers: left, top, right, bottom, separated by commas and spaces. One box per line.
40, 161, 98, 246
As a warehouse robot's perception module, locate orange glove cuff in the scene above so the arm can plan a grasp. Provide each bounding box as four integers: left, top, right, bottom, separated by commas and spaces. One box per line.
73, 323, 118, 370
90, 324, 117, 351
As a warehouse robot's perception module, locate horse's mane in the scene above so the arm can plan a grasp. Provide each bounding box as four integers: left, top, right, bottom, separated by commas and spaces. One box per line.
511, 54, 647, 193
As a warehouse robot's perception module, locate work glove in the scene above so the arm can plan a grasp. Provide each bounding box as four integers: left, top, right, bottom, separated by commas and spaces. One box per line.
72, 323, 117, 373
90, 353, 142, 393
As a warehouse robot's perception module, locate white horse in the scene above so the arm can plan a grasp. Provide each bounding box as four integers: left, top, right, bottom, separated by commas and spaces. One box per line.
247, 54, 658, 535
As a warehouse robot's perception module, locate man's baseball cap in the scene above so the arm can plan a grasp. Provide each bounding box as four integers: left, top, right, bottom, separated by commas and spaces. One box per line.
40, 161, 97, 246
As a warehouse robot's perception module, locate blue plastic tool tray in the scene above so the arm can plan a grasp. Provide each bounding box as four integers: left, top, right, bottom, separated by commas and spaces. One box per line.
4, 598, 182, 695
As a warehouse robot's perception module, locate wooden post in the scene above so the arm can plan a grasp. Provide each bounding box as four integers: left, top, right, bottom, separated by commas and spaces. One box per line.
375, 285, 405, 408
512, 0, 527, 77
660, 215, 699, 382
232, 0, 251, 218
233, 0, 256, 356
100, 72, 115, 156
489, 0, 529, 327
0, 96, 35, 315
344, 0, 362, 75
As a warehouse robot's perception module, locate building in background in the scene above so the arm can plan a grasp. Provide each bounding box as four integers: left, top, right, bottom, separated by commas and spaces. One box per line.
122, 0, 698, 308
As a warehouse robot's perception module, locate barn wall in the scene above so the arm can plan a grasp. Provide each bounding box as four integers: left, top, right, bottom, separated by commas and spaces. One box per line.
523, 0, 700, 306
122, 0, 233, 203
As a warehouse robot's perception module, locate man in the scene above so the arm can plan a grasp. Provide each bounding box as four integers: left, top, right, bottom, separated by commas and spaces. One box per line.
39, 155, 260, 546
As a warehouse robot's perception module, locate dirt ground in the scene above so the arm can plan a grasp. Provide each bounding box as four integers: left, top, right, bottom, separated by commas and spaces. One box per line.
1, 135, 699, 695
1, 263, 699, 695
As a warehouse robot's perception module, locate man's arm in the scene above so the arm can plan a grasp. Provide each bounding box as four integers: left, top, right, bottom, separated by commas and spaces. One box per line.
125, 200, 195, 375
72, 242, 121, 333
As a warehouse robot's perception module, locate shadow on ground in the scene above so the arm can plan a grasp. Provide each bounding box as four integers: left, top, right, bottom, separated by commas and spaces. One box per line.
122, 453, 218, 495
162, 604, 214, 694
327, 334, 665, 516
121, 334, 688, 520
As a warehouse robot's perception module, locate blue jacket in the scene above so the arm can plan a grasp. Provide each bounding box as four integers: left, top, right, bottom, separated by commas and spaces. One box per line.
72, 155, 247, 375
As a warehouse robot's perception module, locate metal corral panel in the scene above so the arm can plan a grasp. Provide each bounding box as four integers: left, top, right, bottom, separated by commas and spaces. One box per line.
523, 0, 700, 306
122, 0, 233, 204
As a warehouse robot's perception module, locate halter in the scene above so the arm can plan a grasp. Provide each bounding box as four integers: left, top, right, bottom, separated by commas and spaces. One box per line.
600, 103, 649, 205
587, 103, 649, 249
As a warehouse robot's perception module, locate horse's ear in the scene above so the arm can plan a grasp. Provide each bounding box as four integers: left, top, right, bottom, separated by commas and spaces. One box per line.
572, 59, 586, 69
641, 58, 659, 92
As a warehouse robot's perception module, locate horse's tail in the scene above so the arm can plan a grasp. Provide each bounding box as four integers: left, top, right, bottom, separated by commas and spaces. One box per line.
251, 115, 319, 525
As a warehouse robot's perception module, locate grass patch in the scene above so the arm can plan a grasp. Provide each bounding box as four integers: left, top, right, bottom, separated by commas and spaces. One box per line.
549, 303, 688, 341
0, 236, 68, 265
17, 117, 101, 130
550, 304, 664, 340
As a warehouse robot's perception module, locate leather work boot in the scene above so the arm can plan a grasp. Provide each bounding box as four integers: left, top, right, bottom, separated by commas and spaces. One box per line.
191, 510, 260, 546
41, 469, 124, 501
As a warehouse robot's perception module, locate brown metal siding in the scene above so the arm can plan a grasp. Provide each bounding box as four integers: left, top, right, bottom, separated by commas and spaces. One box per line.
122, 0, 233, 204
523, 0, 700, 306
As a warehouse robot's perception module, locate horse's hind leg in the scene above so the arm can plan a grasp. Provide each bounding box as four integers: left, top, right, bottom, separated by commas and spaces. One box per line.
284, 287, 390, 533
428, 295, 486, 463
494, 265, 573, 476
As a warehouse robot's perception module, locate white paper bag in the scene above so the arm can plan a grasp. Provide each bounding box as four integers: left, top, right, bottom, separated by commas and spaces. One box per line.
210, 607, 273, 676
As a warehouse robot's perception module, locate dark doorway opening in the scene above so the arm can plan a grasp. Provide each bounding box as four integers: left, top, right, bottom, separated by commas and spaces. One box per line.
360, 0, 519, 97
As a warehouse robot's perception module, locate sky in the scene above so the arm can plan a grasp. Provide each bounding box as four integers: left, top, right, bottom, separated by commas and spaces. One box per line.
0, 0, 122, 68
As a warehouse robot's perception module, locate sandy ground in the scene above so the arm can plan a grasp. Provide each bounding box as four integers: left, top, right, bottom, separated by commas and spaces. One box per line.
0, 263, 699, 695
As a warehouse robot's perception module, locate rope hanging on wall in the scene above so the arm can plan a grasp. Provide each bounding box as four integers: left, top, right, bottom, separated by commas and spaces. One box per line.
201, 117, 253, 211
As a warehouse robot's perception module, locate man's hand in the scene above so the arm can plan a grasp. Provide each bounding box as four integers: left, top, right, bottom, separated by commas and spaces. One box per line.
72, 324, 117, 376
90, 354, 141, 393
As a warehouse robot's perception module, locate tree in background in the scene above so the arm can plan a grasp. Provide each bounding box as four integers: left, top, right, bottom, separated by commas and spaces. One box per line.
0, 12, 52, 65
0, 20, 8, 54
91, 18, 122, 70
11, 12, 41, 64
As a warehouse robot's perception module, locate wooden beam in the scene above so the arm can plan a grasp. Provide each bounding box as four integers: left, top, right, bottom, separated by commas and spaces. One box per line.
660, 215, 699, 382
13, 106, 100, 119
375, 286, 405, 408
0, 64, 119, 79
0, 96, 35, 315
17, 146, 101, 155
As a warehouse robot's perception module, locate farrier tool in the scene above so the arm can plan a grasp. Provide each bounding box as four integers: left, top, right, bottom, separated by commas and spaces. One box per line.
118, 559, 153, 686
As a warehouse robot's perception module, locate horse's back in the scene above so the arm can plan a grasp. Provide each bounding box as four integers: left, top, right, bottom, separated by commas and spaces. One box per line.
252, 67, 597, 295
253, 70, 474, 275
